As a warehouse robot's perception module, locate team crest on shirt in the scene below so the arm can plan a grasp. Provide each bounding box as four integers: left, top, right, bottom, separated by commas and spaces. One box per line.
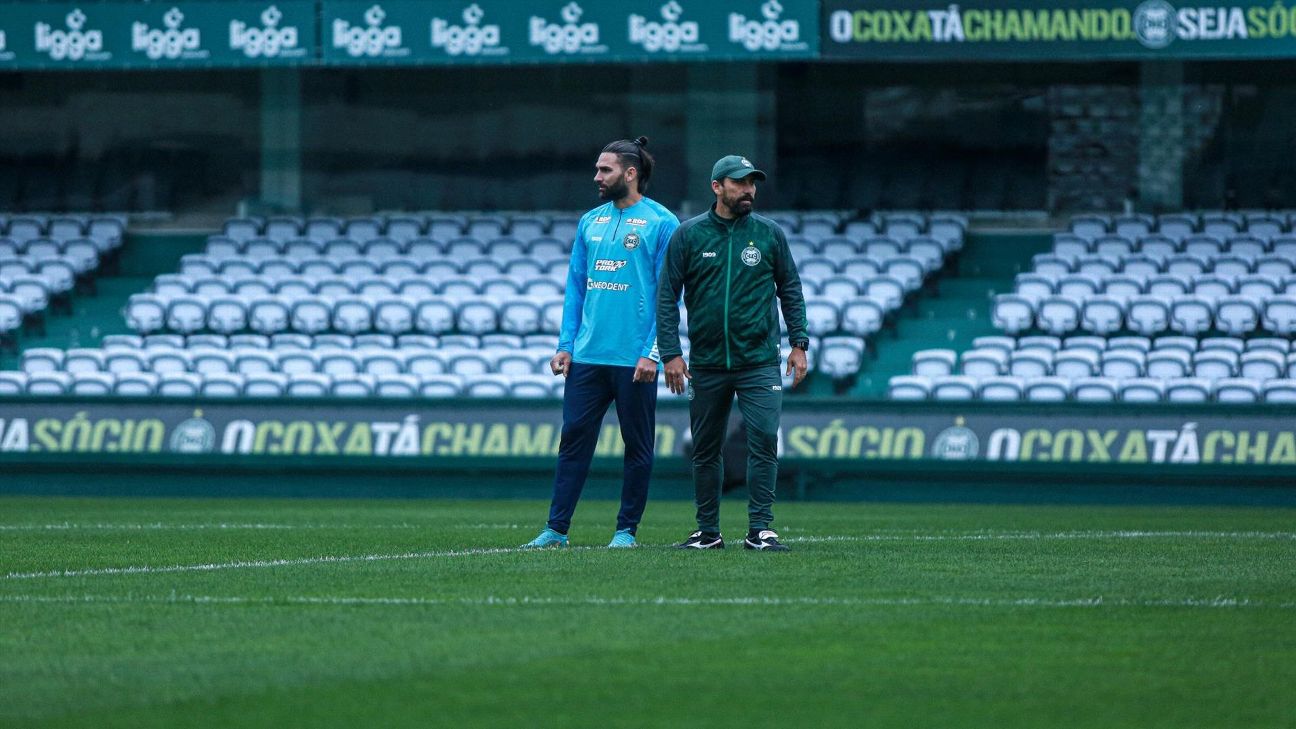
741, 243, 761, 266
623, 231, 641, 250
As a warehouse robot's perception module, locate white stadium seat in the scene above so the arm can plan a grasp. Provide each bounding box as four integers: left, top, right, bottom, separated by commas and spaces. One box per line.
887, 375, 930, 401
1130, 293, 1181, 334
1071, 376, 1118, 402
1024, 376, 1070, 402
991, 294, 1035, 335
931, 375, 977, 401
977, 375, 1024, 401
1118, 378, 1164, 402
911, 349, 956, 377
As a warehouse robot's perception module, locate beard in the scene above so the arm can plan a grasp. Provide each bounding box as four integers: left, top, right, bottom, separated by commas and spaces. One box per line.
723, 191, 754, 216
598, 175, 630, 202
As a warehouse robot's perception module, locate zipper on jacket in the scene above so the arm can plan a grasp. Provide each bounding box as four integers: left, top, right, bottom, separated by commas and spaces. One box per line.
609, 206, 623, 244
724, 224, 733, 369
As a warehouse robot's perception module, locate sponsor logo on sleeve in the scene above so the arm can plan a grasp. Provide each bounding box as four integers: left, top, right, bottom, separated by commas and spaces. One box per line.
36, 8, 109, 62
625, 217, 648, 226
230, 5, 304, 59
594, 215, 612, 224
431, 3, 507, 57
132, 7, 207, 61
594, 259, 628, 272
333, 4, 408, 58
530, 2, 606, 55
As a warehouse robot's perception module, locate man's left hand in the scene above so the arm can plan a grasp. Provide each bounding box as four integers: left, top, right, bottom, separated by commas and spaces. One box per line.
786, 348, 808, 388
632, 357, 659, 383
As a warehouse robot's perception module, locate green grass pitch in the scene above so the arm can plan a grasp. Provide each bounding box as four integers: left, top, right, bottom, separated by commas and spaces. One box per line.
1, 495, 1294, 728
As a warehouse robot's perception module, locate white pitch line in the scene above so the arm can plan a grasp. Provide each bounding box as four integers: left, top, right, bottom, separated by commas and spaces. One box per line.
5, 530, 1291, 582
0, 593, 1290, 610
1, 546, 545, 581
0, 523, 526, 532
789, 530, 1296, 543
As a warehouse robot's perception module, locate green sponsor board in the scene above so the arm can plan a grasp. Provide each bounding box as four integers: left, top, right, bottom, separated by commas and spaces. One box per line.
0, 1, 316, 69
2, 398, 1296, 468
823, 0, 1296, 60
320, 0, 818, 65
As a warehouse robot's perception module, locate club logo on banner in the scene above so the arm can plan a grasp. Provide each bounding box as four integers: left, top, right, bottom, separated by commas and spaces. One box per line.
629, 0, 706, 53
35, 8, 109, 62
430, 3, 507, 57
931, 418, 980, 460
529, 2, 606, 55
729, 0, 806, 52
230, 5, 305, 59
169, 411, 217, 454
333, 4, 408, 58
1133, 0, 1176, 47
132, 7, 207, 61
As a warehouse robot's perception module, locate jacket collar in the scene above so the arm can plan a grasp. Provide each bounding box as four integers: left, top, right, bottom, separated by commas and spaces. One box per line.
708, 203, 748, 229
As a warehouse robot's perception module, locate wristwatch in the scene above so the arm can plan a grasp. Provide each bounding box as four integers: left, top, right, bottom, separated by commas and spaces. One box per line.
792, 340, 810, 352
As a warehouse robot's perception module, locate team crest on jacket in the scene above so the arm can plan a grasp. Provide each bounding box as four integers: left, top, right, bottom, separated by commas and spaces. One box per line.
741, 243, 761, 266
623, 231, 641, 250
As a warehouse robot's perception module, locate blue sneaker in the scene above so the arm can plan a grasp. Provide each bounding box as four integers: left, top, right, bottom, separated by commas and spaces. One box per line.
607, 529, 637, 548
520, 528, 568, 549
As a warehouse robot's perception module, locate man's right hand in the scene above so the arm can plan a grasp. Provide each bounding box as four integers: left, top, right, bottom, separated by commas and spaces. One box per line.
663, 355, 691, 394
550, 350, 572, 377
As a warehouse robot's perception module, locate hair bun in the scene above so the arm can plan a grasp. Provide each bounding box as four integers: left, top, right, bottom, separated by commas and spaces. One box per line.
634, 136, 649, 147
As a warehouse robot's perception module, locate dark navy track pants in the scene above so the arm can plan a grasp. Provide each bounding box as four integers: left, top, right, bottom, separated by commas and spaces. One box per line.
546, 362, 657, 535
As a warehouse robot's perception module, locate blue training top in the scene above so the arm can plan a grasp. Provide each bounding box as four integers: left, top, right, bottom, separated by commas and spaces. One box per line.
558, 197, 680, 367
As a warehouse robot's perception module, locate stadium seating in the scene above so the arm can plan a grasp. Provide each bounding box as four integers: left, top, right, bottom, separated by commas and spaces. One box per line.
892, 210, 1296, 402
2, 211, 969, 398
0, 213, 125, 349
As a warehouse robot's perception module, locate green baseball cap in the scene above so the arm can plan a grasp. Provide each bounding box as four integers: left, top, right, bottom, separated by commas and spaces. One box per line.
711, 154, 767, 182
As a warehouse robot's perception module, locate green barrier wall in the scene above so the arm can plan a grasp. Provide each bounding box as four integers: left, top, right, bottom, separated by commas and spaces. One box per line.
2, 397, 1294, 503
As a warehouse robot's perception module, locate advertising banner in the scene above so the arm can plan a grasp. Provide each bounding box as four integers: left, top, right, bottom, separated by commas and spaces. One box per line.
2, 400, 1295, 467
319, 0, 818, 65
822, 0, 1296, 60
0, 1, 317, 69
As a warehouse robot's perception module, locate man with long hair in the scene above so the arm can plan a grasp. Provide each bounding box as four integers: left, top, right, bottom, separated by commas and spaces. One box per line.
522, 137, 679, 549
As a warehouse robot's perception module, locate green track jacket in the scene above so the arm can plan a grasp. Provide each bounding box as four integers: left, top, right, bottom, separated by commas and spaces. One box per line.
656, 206, 808, 371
